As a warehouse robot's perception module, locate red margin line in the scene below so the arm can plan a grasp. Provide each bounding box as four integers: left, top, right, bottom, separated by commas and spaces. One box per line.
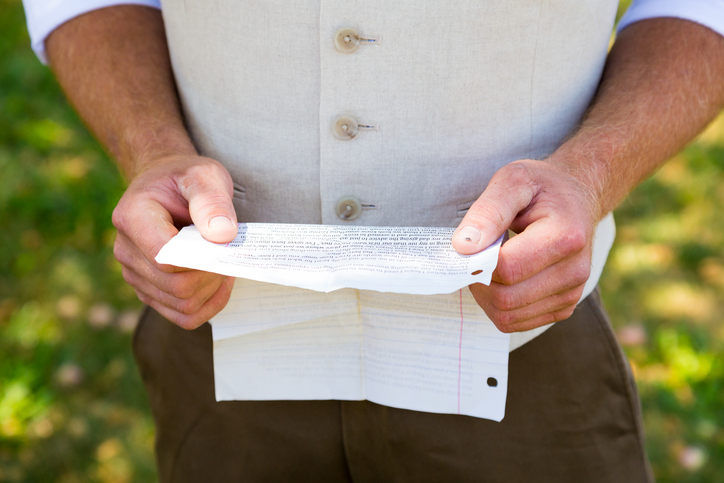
458, 288, 463, 415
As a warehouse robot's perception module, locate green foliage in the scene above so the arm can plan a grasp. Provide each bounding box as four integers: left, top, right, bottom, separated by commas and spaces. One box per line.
0, 1, 154, 481
1, 0, 723, 481
602, 127, 724, 481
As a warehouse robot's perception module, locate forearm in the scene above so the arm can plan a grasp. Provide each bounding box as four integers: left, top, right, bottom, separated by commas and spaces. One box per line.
550, 18, 724, 220
454, 17, 724, 331
44, 5, 237, 328
45, 5, 195, 178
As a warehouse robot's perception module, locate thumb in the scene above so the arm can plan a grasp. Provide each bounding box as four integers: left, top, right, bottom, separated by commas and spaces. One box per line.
179, 167, 238, 243
452, 165, 535, 254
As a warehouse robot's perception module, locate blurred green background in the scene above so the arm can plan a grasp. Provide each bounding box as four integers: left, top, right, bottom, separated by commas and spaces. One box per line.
1, 1, 723, 481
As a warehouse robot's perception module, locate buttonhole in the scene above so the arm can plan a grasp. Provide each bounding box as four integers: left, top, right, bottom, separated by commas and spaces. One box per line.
357, 124, 378, 132
360, 36, 380, 45
361, 203, 378, 210
471, 270, 483, 276
487, 377, 498, 387
233, 185, 246, 200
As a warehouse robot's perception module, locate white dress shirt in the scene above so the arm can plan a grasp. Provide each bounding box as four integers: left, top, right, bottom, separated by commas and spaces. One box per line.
618, 0, 724, 35
22, 0, 724, 63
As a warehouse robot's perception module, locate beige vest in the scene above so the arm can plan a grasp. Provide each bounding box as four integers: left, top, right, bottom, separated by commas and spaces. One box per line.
160, 0, 619, 349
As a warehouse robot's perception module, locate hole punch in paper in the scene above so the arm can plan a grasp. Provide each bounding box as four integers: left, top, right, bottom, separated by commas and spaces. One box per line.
156, 223, 509, 421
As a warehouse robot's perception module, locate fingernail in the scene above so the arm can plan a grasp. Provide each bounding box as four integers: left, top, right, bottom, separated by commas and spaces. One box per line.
208, 216, 234, 230
457, 226, 482, 244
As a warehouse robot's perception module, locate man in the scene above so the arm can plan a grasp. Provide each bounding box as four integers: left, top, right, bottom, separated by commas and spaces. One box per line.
23, 0, 724, 481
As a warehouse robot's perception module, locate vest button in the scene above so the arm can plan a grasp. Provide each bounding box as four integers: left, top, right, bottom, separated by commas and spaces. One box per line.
334, 27, 360, 53
335, 196, 362, 221
332, 115, 359, 140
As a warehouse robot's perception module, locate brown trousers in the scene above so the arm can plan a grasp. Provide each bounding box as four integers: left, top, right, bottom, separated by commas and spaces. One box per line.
133, 290, 653, 482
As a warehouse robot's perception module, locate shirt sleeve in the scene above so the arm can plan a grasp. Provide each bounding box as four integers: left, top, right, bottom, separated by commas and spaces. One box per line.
22, 0, 162, 64
618, 0, 724, 37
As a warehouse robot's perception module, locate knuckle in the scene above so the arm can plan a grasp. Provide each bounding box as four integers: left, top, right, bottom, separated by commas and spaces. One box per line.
174, 315, 204, 331
186, 162, 219, 180
175, 318, 195, 330
500, 162, 533, 185
135, 291, 151, 306
120, 267, 135, 285
491, 310, 517, 327
555, 306, 576, 322
113, 243, 127, 265
539, 313, 558, 327
496, 258, 524, 285
468, 282, 484, 297
558, 227, 587, 255
183, 164, 209, 184
570, 259, 592, 285
160, 308, 194, 330
495, 322, 517, 334
111, 205, 127, 232
168, 278, 196, 300
177, 297, 203, 316
491, 287, 518, 312
207, 159, 231, 177
166, 312, 187, 329
185, 164, 230, 194
529, 312, 558, 328
217, 285, 233, 307
560, 290, 580, 307
111, 197, 135, 232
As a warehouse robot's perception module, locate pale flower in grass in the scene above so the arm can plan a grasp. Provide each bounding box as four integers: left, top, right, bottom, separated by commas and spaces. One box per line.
55, 362, 84, 388
617, 324, 647, 347
87, 303, 114, 328
678, 446, 707, 472
116, 309, 140, 333
56, 295, 81, 320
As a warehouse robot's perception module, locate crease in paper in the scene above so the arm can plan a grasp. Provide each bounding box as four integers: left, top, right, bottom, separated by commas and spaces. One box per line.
156, 223, 504, 295
210, 279, 509, 421
155, 223, 509, 421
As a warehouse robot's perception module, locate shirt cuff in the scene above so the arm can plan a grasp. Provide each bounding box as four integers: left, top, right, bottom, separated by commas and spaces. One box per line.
23, 0, 161, 64
618, 0, 724, 38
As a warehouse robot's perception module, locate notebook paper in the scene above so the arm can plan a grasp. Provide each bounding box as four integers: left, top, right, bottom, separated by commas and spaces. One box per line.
156, 223, 509, 420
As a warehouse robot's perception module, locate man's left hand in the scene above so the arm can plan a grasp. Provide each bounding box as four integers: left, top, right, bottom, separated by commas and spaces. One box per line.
452, 159, 598, 333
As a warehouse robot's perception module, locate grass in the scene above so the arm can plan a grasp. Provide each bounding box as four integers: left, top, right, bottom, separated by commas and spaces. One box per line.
1, 0, 723, 481
1, 1, 155, 481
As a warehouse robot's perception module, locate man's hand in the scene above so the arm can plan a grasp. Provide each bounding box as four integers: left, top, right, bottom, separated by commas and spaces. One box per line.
453, 161, 596, 333
112, 155, 238, 329
45, 7, 244, 329
452, 18, 724, 333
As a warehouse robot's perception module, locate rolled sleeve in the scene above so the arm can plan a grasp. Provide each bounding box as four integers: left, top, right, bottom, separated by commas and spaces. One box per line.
618, 0, 724, 37
22, 0, 161, 64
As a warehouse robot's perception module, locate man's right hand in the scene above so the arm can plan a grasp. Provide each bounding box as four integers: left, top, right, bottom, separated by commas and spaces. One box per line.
44, 6, 237, 329
112, 155, 238, 329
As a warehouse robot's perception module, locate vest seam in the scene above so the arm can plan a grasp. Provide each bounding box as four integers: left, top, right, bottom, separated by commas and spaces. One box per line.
527, 0, 544, 159
317, 0, 324, 224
